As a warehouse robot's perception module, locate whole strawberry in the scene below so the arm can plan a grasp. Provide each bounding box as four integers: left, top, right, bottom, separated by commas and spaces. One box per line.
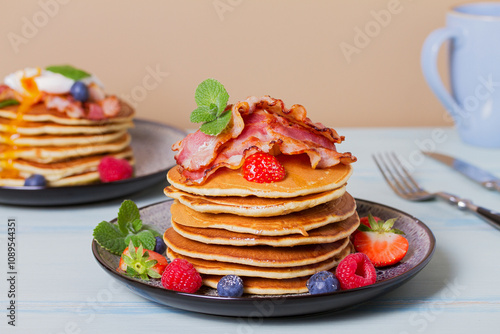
336, 253, 377, 290
98, 156, 133, 182
161, 259, 202, 293
241, 152, 285, 183
352, 214, 409, 267
118, 241, 168, 280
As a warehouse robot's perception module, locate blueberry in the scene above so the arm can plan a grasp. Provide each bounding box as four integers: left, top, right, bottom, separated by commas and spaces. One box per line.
217, 275, 244, 297
306, 271, 340, 294
24, 174, 46, 187
153, 236, 167, 254
70, 81, 89, 102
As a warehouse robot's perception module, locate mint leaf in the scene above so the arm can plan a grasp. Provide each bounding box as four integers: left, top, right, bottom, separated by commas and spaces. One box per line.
194, 78, 229, 108
0, 99, 20, 109
190, 105, 217, 123
46, 65, 90, 81
131, 218, 143, 232
200, 110, 232, 135
93, 221, 126, 255
117, 200, 140, 234
191, 78, 231, 136
136, 230, 156, 250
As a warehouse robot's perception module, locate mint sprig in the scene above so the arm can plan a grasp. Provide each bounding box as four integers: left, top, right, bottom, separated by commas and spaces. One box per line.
93, 200, 160, 255
46, 65, 91, 81
190, 79, 231, 136
0, 99, 20, 109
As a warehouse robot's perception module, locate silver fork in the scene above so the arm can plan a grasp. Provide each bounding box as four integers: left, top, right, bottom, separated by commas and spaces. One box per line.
373, 152, 500, 230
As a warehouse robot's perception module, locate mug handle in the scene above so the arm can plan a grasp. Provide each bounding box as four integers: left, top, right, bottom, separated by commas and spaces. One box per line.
421, 27, 464, 122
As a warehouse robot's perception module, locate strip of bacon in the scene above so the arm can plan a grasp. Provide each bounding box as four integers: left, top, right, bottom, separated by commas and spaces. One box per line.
44, 95, 85, 118
0, 84, 17, 101
174, 96, 356, 184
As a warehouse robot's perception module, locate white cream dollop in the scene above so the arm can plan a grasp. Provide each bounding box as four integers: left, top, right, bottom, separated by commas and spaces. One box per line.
3, 67, 103, 95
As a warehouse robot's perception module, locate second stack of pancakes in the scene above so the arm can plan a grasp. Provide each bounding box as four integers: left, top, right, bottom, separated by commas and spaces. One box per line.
163, 154, 360, 295
0, 102, 135, 187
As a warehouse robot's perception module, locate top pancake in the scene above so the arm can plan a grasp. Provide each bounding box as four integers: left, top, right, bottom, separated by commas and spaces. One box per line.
167, 154, 352, 198
0, 99, 134, 125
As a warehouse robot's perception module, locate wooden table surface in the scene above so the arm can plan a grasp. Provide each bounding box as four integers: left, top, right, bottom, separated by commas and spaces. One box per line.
1, 127, 499, 333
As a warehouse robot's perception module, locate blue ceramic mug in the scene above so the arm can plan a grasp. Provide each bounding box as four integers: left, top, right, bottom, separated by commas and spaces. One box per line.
421, 2, 500, 148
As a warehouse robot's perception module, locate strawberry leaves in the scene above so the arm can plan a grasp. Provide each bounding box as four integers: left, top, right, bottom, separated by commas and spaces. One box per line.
121, 240, 161, 280
190, 79, 231, 136
358, 213, 405, 235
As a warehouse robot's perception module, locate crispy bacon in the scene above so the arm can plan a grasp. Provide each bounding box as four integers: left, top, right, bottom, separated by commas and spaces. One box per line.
88, 83, 106, 102
45, 94, 85, 118
0, 84, 17, 101
173, 96, 356, 184
44, 94, 121, 120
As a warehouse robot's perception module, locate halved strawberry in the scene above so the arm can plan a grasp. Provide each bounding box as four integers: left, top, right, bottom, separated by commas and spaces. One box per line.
352, 214, 409, 267
359, 215, 381, 228
241, 152, 286, 183
118, 241, 168, 280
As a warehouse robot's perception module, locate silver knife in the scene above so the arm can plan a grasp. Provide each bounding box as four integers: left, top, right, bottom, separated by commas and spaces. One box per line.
423, 151, 500, 192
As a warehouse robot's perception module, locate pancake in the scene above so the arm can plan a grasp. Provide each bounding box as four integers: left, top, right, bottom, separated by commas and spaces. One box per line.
163, 228, 350, 268
0, 100, 134, 125
0, 118, 133, 135
164, 185, 346, 217
169, 192, 357, 236
0, 133, 131, 163
167, 154, 352, 198
0, 130, 127, 147
0, 147, 134, 185
171, 212, 359, 246
167, 242, 352, 279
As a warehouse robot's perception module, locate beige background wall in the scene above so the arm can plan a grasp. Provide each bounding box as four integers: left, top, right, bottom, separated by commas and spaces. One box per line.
0, 0, 485, 130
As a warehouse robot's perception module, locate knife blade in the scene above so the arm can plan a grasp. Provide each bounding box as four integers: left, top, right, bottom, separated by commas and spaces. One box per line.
423, 151, 500, 192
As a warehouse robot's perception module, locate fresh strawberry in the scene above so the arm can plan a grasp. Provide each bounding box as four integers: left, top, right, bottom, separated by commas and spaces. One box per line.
352, 214, 409, 267
336, 253, 377, 290
241, 152, 286, 183
118, 241, 168, 280
98, 156, 133, 183
161, 259, 202, 293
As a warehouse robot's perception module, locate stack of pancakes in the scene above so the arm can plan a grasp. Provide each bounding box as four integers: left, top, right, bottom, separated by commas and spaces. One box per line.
163, 154, 360, 295
0, 102, 135, 187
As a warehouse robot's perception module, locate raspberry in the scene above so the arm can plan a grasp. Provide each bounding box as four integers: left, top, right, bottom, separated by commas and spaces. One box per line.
161, 259, 202, 293
242, 152, 286, 183
335, 253, 377, 290
98, 156, 133, 182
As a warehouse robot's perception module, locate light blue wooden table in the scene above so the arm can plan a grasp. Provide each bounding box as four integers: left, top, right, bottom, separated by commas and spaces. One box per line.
1, 127, 499, 333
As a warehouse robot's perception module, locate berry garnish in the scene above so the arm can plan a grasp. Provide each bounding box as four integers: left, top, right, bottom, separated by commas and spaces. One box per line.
217, 275, 244, 297
118, 241, 168, 280
306, 271, 340, 294
98, 156, 133, 182
70, 81, 89, 102
353, 214, 409, 267
336, 253, 377, 290
153, 236, 167, 254
24, 174, 46, 187
242, 152, 286, 183
161, 259, 202, 293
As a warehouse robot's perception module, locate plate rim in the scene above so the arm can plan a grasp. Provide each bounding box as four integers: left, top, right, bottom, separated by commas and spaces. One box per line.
91, 198, 436, 302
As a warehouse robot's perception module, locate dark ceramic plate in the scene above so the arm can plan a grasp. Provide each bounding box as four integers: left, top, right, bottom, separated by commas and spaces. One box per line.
0, 119, 186, 206
92, 199, 436, 317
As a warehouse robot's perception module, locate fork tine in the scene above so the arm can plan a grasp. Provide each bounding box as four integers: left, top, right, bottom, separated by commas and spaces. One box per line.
372, 153, 408, 197
388, 152, 424, 192
384, 152, 420, 194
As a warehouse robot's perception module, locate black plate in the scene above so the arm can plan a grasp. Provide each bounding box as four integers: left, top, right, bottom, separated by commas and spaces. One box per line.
92, 199, 436, 317
0, 119, 186, 206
